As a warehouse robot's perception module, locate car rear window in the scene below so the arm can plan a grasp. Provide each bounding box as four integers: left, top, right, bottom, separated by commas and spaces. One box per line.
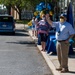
0, 16, 13, 22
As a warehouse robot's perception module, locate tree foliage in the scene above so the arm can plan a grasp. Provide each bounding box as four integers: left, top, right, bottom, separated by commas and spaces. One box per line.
0, 0, 55, 11
0, 0, 58, 19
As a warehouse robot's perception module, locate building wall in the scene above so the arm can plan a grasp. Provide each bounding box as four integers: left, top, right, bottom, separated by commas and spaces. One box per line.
11, 8, 19, 19
11, 8, 33, 20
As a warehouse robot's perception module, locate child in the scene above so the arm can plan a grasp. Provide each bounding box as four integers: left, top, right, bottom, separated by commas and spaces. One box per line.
32, 17, 36, 36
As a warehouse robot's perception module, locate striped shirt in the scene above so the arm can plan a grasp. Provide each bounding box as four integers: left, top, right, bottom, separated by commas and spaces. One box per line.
38, 20, 50, 34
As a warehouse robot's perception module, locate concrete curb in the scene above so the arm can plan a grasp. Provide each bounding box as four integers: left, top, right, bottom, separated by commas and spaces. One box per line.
28, 30, 60, 75
37, 45, 60, 75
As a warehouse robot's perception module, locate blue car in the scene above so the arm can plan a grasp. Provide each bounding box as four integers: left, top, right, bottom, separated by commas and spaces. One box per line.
0, 15, 15, 34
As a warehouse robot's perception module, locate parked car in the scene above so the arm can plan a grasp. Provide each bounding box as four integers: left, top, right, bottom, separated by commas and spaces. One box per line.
0, 15, 15, 34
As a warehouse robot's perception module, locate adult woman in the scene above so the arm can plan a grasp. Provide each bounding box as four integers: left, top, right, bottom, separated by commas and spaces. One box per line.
38, 14, 50, 51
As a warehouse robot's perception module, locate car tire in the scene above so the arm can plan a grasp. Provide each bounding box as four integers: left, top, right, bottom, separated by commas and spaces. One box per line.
12, 32, 15, 35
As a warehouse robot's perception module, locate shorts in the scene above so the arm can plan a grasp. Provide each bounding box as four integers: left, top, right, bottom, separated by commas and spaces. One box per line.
32, 25, 37, 30
39, 33, 48, 42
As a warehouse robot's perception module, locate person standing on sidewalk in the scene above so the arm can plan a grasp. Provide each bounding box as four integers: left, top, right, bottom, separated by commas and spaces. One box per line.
32, 17, 37, 36
46, 13, 75, 73
35, 18, 39, 37
38, 14, 50, 51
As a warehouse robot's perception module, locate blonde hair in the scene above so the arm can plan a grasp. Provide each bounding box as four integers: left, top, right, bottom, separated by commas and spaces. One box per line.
42, 14, 45, 17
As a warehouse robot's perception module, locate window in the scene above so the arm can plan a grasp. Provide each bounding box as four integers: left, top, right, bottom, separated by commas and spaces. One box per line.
0, 16, 13, 22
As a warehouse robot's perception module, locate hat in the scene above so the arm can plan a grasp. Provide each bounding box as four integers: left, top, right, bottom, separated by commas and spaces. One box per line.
60, 13, 67, 18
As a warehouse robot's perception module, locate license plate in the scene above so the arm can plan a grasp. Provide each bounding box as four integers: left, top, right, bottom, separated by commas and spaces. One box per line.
2, 25, 7, 27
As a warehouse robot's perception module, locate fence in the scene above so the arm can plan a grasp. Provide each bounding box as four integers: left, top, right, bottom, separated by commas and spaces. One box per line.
21, 12, 33, 20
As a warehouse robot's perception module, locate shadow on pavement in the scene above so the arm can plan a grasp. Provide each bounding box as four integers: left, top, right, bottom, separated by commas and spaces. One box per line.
16, 29, 28, 32
6, 41, 36, 47
68, 71, 75, 74
0, 29, 29, 36
0, 32, 29, 36
69, 54, 75, 58
15, 33, 29, 36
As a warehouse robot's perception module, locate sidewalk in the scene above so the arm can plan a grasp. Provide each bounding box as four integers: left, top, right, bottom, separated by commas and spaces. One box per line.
29, 29, 75, 75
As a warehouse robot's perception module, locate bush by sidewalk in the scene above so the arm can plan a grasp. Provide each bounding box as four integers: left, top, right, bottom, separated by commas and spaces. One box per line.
15, 19, 30, 24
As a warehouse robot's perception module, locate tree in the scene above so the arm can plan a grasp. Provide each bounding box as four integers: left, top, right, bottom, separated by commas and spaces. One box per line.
0, 0, 54, 20
0, 0, 29, 19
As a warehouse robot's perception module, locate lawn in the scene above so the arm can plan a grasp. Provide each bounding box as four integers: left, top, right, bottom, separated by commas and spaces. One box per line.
15, 19, 30, 24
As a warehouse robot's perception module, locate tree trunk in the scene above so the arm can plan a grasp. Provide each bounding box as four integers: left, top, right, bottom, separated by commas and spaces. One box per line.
19, 12, 21, 20
18, 9, 22, 20
6, 6, 11, 15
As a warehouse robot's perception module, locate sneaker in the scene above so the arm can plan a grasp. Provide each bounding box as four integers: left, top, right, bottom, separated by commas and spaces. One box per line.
61, 68, 69, 73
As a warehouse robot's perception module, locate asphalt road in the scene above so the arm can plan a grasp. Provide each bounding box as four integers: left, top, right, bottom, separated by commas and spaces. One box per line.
0, 25, 53, 75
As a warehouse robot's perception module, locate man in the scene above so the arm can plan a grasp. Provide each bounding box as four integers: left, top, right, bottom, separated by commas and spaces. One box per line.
46, 13, 75, 73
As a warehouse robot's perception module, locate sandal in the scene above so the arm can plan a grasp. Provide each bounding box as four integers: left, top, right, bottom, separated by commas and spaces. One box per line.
41, 49, 43, 51
41, 49, 46, 52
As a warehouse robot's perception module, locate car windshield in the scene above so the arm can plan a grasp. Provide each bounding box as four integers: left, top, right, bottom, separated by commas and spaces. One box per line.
0, 16, 13, 22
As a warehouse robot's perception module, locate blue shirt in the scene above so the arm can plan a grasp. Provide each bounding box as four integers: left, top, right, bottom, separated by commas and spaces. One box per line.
52, 21, 75, 40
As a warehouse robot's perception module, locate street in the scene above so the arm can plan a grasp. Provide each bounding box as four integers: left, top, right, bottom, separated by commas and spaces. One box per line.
0, 24, 53, 75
